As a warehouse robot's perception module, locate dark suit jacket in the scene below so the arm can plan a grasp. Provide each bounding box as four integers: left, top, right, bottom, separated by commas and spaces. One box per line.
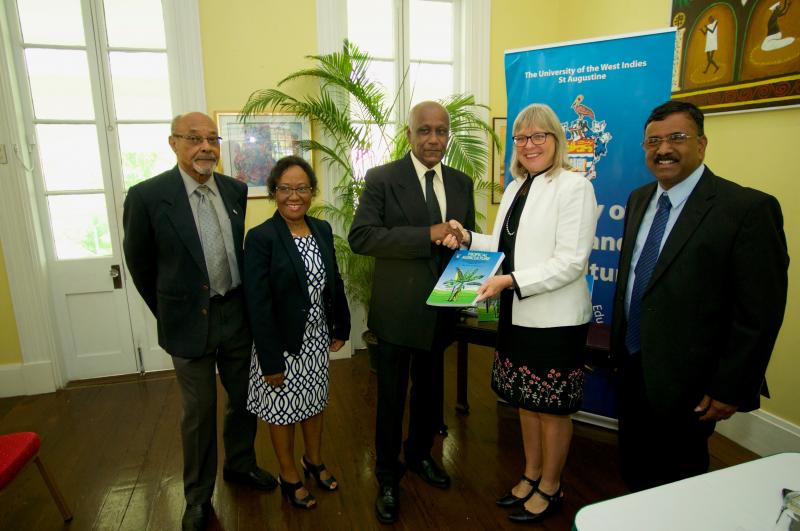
611, 167, 788, 414
348, 153, 475, 351
123, 165, 250, 358
243, 211, 351, 375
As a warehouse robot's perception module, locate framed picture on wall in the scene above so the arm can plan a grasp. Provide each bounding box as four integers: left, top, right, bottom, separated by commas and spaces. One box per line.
215, 112, 312, 197
670, 0, 800, 113
491, 117, 507, 205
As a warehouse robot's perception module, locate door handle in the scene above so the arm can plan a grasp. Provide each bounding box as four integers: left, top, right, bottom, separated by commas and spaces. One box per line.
110, 264, 122, 289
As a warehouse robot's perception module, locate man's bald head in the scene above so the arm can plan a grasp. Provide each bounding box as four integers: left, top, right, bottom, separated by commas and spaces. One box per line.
169, 112, 220, 183
406, 101, 450, 168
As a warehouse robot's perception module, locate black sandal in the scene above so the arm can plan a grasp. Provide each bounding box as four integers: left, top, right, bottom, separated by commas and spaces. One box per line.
302, 455, 338, 491
279, 476, 316, 509
508, 485, 563, 523
496, 475, 540, 507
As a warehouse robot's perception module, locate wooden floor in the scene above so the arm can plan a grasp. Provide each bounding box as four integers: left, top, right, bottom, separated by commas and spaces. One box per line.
0, 344, 757, 531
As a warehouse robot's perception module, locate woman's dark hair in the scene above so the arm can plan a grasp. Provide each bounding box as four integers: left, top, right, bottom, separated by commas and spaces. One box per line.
266, 155, 317, 199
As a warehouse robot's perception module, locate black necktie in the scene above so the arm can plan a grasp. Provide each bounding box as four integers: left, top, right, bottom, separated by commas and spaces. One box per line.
425, 170, 442, 224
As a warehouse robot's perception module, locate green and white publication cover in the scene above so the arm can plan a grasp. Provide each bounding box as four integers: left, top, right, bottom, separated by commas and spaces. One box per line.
426, 250, 505, 307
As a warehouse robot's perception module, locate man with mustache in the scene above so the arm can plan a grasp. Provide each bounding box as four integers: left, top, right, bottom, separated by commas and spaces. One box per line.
123, 112, 277, 530
611, 101, 788, 491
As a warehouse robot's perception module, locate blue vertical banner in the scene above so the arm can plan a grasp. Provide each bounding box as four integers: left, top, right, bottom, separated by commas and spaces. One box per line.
504, 29, 676, 419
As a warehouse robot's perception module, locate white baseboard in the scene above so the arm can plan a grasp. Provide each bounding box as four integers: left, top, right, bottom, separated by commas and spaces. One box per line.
715, 409, 800, 456
0, 363, 25, 397
574, 410, 619, 430
329, 340, 353, 361
0, 361, 57, 398
572, 408, 800, 458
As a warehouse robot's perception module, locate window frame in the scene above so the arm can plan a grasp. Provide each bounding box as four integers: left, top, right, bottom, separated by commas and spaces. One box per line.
316, 0, 490, 204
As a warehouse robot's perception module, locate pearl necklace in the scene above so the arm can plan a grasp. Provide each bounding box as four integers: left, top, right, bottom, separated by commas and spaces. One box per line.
503, 167, 550, 237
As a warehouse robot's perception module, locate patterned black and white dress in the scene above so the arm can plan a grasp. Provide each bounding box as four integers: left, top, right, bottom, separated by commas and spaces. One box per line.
246, 235, 330, 425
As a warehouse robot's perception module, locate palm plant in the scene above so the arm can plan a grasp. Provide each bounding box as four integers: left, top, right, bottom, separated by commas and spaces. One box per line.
241, 40, 500, 316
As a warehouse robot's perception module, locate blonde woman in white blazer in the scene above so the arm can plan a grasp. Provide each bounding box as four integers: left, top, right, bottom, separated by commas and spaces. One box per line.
450, 104, 597, 524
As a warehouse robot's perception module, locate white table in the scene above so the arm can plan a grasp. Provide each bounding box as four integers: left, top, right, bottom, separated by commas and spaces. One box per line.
574, 452, 800, 531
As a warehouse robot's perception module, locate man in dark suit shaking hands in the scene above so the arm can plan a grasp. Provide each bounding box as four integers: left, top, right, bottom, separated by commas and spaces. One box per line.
123, 112, 277, 530
349, 101, 475, 523
611, 101, 789, 492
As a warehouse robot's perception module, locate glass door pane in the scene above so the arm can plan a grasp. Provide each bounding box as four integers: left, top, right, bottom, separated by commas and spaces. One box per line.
409, 0, 453, 61
25, 49, 95, 119
17, 0, 85, 45
47, 194, 112, 259
408, 62, 453, 105
108, 52, 172, 120
103, 0, 166, 48
347, 0, 395, 58
36, 124, 103, 191
117, 123, 174, 189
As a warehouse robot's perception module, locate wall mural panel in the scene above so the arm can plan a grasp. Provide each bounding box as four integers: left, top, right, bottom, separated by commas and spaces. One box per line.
671, 0, 799, 113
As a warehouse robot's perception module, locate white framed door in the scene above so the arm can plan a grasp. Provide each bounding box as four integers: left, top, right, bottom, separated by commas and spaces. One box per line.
3, 0, 199, 380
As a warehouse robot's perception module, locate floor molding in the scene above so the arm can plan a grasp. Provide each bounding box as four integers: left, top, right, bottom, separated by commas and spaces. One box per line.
574, 410, 619, 430
715, 409, 800, 456
330, 340, 353, 361
0, 360, 55, 397
0, 363, 24, 397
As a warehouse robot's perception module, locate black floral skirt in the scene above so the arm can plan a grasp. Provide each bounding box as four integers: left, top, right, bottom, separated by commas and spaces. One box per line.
491, 298, 588, 414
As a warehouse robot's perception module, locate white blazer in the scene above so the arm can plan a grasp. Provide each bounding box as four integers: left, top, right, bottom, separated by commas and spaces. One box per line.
471, 168, 598, 328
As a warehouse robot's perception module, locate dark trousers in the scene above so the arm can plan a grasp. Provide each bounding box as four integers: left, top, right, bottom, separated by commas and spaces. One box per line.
171, 289, 256, 504
617, 352, 716, 492
374, 332, 446, 487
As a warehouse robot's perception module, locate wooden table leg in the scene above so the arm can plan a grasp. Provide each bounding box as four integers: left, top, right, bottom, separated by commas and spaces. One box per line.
455, 338, 470, 414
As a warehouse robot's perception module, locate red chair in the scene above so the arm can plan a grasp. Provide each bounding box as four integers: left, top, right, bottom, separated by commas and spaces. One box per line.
0, 432, 73, 522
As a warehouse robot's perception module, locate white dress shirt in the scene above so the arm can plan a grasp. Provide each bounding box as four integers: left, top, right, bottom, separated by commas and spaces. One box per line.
409, 152, 447, 221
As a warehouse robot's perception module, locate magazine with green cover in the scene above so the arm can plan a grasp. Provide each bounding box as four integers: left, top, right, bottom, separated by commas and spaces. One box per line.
426, 250, 505, 307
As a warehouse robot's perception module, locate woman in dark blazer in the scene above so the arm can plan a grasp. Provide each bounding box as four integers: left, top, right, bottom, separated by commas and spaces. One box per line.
243, 156, 350, 510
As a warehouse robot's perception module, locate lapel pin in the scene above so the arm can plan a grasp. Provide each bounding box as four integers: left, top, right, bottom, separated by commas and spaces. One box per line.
233, 209, 239, 215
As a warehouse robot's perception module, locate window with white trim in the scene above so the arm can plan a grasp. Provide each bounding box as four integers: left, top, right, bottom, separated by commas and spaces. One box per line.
4, 0, 202, 259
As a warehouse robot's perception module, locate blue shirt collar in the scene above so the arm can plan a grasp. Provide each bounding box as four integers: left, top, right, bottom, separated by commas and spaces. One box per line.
656, 163, 705, 207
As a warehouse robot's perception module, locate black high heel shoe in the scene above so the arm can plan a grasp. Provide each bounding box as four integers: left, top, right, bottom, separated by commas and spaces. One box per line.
278, 476, 316, 509
496, 475, 540, 507
508, 485, 563, 523
302, 456, 338, 491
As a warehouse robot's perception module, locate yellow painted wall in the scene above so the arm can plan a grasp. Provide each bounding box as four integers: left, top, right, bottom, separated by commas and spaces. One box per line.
488, 0, 799, 424
0, 243, 22, 365
197, 0, 319, 229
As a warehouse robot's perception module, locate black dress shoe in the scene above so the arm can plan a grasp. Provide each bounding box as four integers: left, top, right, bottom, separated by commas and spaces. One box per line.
222, 467, 279, 491
408, 457, 450, 489
508, 486, 563, 523
497, 475, 540, 507
375, 484, 399, 524
182, 502, 210, 531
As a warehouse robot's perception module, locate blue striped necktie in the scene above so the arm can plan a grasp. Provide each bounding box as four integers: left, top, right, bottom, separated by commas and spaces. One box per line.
625, 192, 671, 354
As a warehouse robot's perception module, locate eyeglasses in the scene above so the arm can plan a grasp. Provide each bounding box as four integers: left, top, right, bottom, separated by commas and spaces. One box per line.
642, 132, 697, 149
172, 134, 222, 146
512, 132, 551, 147
275, 185, 313, 197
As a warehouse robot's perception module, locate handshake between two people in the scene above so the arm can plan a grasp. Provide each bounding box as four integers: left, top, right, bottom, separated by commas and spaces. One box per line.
430, 220, 470, 250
